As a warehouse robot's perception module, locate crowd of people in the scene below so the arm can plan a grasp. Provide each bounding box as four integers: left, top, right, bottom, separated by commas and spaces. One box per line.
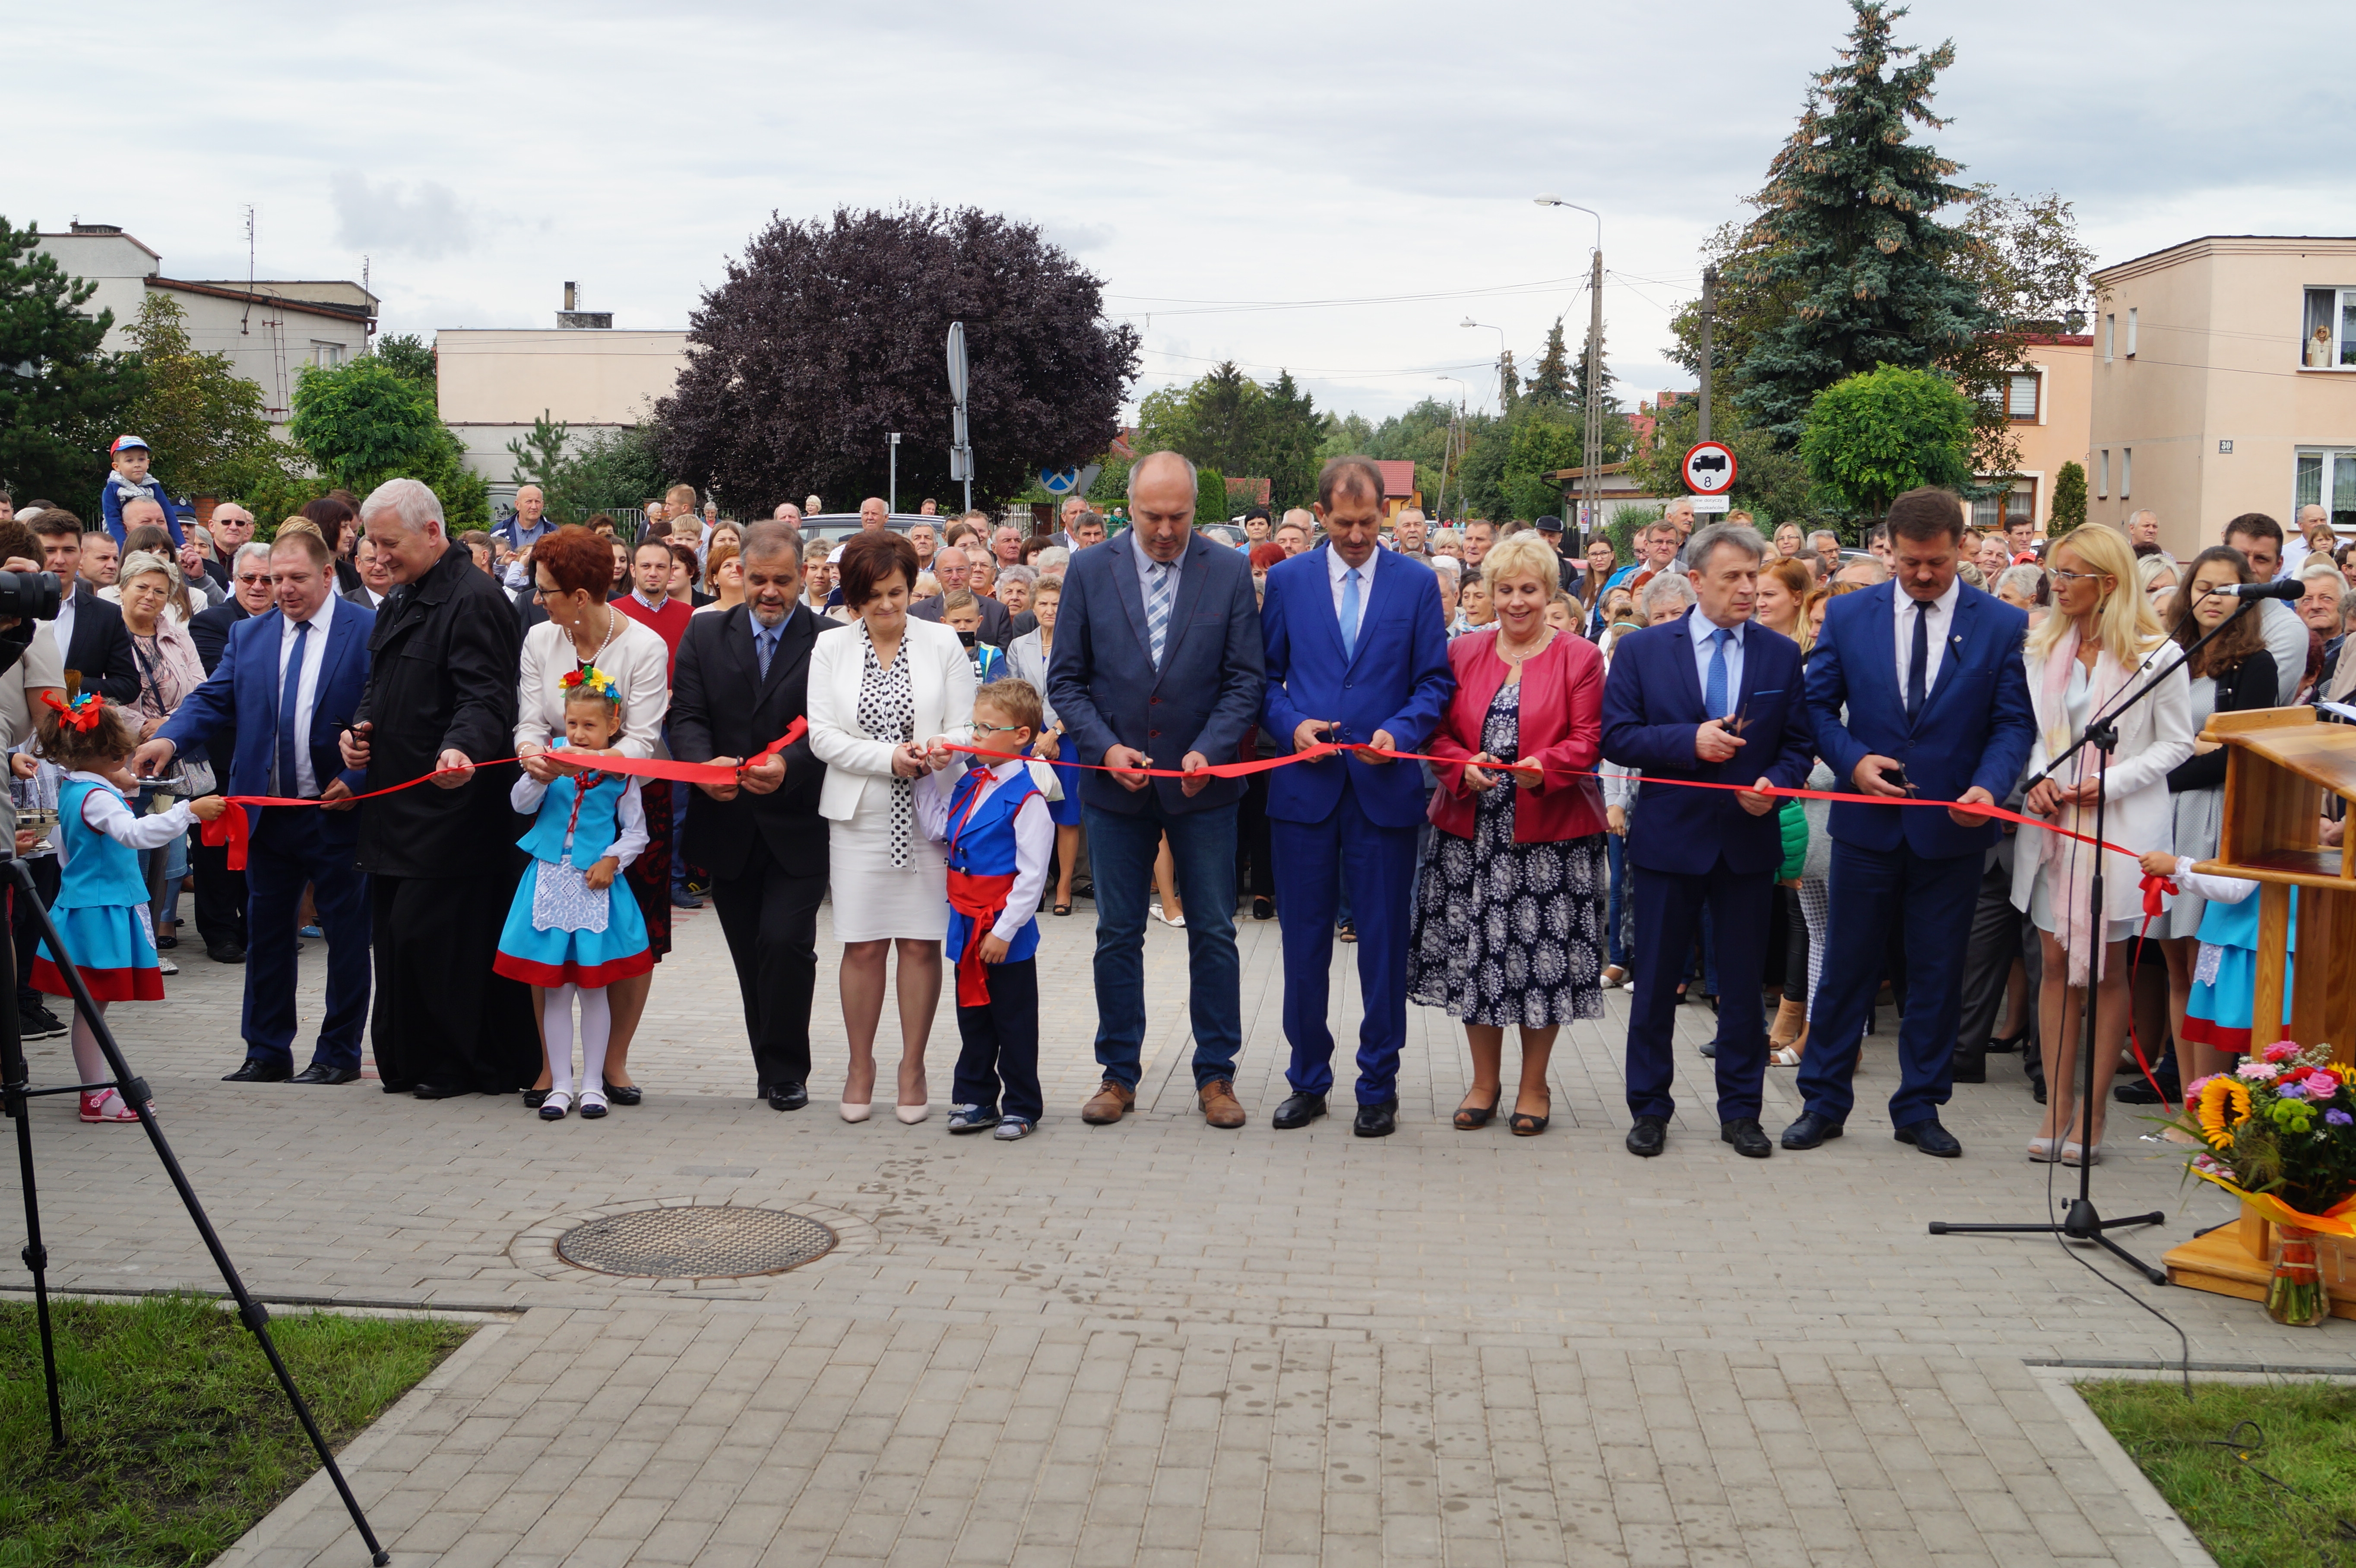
0, 433, 2343, 1158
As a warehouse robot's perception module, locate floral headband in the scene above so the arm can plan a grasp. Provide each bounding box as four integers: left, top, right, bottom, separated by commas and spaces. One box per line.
560, 666, 619, 703
41, 691, 105, 732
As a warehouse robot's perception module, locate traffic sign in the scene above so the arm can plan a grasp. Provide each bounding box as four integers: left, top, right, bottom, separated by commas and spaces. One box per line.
1040, 468, 1081, 495
1690, 494, 1731, 513
1682, 440, 1736, 495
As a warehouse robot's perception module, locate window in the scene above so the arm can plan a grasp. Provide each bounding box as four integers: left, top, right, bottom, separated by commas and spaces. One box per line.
311, 341, 343, 369
2122, 447, 2133, 499
2098, 449, 2109, 496
1970, 481, 2036, 533
2302, 288, 2356, 368
2105, 314, 2116, 361
2126, 308, 2138, 357
2295, 449, 2356, 531
2005, 370, 2040, 422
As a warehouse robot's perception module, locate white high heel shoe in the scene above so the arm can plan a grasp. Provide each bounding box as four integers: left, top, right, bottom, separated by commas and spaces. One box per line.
839, 1100, 872, 1123
896, 1102, 930, 1124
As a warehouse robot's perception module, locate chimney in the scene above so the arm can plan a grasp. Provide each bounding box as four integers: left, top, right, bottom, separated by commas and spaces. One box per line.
564, 281, 577, 311
556, 280, 611, 330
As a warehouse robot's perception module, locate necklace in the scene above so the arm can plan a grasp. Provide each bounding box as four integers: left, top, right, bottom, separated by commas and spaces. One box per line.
1497, 626, 1555, 667
570, 604, 621, 668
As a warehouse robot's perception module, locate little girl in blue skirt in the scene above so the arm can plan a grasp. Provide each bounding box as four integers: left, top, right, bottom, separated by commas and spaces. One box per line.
30, 692, 225, 1122
493, 668, 652, 1120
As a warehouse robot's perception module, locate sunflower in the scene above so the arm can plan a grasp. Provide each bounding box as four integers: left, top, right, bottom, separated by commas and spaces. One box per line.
2196, 1076, 2255, 1150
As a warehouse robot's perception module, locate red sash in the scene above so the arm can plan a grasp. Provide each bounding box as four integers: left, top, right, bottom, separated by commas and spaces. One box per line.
946, 868, 1017, 1008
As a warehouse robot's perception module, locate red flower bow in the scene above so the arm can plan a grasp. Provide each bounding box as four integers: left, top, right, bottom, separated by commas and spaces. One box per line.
41, 691, 104, 732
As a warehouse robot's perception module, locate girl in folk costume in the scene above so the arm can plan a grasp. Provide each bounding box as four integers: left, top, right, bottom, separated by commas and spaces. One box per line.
29, 690, 225, 1122
2136, 849, 2295, 1060
494, 668, 654, 1121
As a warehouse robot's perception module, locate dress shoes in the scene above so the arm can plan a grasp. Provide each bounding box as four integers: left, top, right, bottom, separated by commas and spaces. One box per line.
1779, 1110, 1845, 1150
1949, 1050, 1987, 1085
1082, 1081, 1134, 1124
289, 1063, 359, 1085
1198, 1078, 1247, 1129
222, 1060, 292, 1084
206, 941, 247, 964
1626, 1116, 1668, 1157
1720, 1118, 1773, 1159
2113, 1072, 2178, 1106
602, 1081, 643, 1106
1894, 1118, 1963, 1157
1252, 897, 1274, 921
766, 1082, 810, 1112
1352, 1100, 1398, 1138
412, 1082, 472, 1100
1273, 1092, 1327, 1130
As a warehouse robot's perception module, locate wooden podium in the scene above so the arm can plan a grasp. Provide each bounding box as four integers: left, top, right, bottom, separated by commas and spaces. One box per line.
2162, 707, 2356, 1316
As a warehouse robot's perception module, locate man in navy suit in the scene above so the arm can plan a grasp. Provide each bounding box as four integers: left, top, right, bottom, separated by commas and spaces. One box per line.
1047, 450, 1266, 1129
182, 540, 279, 964
136, 530, 374, 1084
1259, 456, 1452, 1137
1603, 523, 1814, 1160
1787, 487, 2036, 1157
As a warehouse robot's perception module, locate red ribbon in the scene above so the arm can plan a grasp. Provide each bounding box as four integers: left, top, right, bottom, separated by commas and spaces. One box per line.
197, 718, 806, 870
945, 869, 1017, 1008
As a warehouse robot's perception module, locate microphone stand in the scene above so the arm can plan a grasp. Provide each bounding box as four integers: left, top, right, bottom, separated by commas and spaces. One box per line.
1930, 593, 2270, 1283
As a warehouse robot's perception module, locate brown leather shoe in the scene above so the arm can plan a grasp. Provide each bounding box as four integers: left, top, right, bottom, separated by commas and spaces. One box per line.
1082, 1081, 1135, 1124
1198, 1079, 1246, 1129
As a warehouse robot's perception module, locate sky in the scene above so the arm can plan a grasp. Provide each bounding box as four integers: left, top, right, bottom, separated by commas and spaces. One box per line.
11, 0, 2354, 434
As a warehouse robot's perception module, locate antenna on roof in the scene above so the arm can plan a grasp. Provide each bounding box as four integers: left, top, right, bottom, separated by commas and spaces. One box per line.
241, 205, 256, 336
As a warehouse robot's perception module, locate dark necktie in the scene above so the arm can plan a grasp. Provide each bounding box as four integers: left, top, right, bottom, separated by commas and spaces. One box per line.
1906, 601, 1929, 717
277, 619, 310, 797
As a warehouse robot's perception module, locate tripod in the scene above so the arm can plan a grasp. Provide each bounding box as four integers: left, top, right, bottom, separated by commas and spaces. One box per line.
1927, 596, 2266, 1282
1, 854, 391, 1565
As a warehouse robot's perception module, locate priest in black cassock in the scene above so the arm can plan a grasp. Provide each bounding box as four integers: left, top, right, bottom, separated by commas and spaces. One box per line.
340, 477, 537, 1097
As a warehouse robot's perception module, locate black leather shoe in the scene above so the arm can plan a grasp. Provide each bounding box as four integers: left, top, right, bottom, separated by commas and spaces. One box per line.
767, 1082, 809, 1112
1352, 1100, 1398, 1138
206, 942, 247, 964
1700, 1040, 1718, 1059
1626, 1116, 1668, 1157
222, 1059, 292, 1083
523, 1088, 550, 1109
1895, 1118, 1963, 1157
602, 1081, 643, 1106
412, 1082, 472, 1100
289, 1063, 359, 1084
1720, 1118, 1773, 1159
1950, 1053, 1988, 1084
1780, 1110, 1845, 1150
1252, 897, 1274, 920
1273, 1092, 1327, 1129
2113, 1073, 2179, 1106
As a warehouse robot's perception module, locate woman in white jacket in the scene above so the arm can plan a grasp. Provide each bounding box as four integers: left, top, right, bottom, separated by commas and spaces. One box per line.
807, 531, 977, 1124
2011, 524, 2193, 1166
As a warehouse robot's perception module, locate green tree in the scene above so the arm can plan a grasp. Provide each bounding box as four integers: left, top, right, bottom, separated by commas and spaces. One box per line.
1194, 466, 1229, 527
2048, 459, 2088, 537
118, 292, 287, 501
1626, 393, 1824, 526
374, 332, 437, 385
1566, 317, 1619, 423
1501, 409, 1585, 522
1525, 319, 1573, 405
506, 410, 576, 519
0, 215, 142, 517
287, 357, 488, 527
1796, 364, 1975, 517
1136, 361, 1325, 510
1731, 1, 1993, 448
1319, 412, 1374, 459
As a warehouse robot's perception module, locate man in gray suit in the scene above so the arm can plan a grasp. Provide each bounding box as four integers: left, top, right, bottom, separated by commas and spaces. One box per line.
1047, 451, 1265, 1129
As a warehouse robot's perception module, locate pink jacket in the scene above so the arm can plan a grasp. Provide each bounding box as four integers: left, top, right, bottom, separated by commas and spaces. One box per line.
1426, 629, 1608, 843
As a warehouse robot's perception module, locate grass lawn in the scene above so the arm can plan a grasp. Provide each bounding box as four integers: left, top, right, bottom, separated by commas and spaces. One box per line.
2078, 1378, 2356, 1568
0, 1291, 471, 1568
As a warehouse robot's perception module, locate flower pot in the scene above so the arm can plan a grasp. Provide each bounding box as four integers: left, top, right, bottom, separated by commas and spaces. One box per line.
2266, 1225, 2330, 1327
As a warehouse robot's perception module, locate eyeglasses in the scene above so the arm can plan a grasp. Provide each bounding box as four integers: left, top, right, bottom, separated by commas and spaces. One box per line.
2049, 568, 2107, 585
972, 719, 1026, 734
235, 572, 271, 585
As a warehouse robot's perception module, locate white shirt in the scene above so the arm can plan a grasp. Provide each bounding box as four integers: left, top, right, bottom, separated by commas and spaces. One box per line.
59, 770, 193, 870
276, 594, 337, 798
1326, 544, 1377, 645
1892, 576, 1962, 700
1685, 604, 1748, 717
508, 770, 650, 869
916, 757, 1054, 942
54, 587, 78, 668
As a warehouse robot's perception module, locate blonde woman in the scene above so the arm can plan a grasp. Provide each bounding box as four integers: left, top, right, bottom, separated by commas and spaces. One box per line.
1755, 556, 1812, 648
2011, 524, 2194, 1165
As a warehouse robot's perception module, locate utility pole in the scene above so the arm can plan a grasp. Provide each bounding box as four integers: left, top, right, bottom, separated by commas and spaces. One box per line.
1582, 247, 1604, 541
887, 432, 901, 512
1697, 266, 1717, 444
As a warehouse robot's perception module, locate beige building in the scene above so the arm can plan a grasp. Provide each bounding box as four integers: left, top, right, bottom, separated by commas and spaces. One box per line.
1971, 334, 2092, 535
434, 326, 688, 506
35, 222, 377, 427
2088, 236, 2356, 559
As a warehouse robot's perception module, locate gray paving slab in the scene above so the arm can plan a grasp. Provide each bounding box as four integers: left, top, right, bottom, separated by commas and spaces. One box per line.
4, 898, 2345, 1564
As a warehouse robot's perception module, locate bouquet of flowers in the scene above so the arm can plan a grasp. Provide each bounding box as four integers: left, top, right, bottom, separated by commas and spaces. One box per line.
2171, 1043, 2356, 1325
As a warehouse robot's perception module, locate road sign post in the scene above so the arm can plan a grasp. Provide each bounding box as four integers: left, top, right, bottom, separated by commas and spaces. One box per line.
1681, 439, 1736, 501
946, 323, 973, 513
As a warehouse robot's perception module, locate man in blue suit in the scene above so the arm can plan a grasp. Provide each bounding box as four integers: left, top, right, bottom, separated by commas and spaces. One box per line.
136, 530, 374, 1084
1786, 487, 2036, 1157
1259, 456, 1452, 1137
1046, 450, 1265, 1129
1603, 523, 1814, 1160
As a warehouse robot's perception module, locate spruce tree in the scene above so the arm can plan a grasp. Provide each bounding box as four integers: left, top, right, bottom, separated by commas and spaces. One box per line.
1731, 1, 1993, 446
1525, 318, 1573, 405
1567, 316, 1618, 416
0, 215, 142, 514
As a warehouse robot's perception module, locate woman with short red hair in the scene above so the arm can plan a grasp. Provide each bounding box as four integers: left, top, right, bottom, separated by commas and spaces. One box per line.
515, 525, 678, 1108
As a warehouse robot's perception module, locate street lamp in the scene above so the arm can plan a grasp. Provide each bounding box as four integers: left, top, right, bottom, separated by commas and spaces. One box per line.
1435, 375, 1467, 522
1535, 194, 1606, 537
1462, 318, 1509, 408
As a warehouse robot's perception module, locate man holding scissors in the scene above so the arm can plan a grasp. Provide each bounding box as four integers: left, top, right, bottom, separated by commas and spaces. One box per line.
1601, 522, 1813, 1160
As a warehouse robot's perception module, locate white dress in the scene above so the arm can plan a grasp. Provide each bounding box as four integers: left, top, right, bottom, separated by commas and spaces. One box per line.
827, 627, 948, 943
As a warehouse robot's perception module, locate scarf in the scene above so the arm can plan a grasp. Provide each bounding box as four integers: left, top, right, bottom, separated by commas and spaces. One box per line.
2031, 623, 2131, 984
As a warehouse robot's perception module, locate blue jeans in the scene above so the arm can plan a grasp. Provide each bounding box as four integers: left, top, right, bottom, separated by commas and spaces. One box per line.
1084, 800, 1241, 1090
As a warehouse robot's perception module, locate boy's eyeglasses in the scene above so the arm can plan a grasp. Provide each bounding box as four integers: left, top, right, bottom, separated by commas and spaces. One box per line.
972, 720, 1026, 734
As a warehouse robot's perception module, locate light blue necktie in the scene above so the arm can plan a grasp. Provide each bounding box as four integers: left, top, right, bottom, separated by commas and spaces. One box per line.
1339, 567, 1362, 660
755, 624, 778, 680
1145, 561, 1175, 667
1704, 627, 1732, 720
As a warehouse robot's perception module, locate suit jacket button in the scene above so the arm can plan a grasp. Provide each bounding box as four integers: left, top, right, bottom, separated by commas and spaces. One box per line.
1150, 695, 1161, 705
1149, 729, 1160, 739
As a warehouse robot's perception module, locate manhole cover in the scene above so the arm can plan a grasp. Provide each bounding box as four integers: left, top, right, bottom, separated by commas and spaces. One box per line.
556, 1206, 837, 1279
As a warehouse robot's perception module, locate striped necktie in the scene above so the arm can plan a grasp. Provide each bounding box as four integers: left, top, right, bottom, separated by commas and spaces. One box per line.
1145, 560, 1175, 667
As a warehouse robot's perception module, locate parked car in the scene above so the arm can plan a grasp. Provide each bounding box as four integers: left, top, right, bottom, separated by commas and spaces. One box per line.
797, 513, 932, 547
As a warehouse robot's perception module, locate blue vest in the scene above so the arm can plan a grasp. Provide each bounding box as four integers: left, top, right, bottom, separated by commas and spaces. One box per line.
515, 746, 628, 866
2195, 880, 2297, 955
55, 778, 155, 910
944, 764, 1041, 965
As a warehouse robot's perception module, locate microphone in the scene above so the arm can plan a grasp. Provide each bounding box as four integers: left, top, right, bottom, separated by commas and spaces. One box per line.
2210, 578, 2305, 601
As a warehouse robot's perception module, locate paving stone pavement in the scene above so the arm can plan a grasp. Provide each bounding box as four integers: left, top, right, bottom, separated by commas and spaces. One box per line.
7, 898, 2351, 1565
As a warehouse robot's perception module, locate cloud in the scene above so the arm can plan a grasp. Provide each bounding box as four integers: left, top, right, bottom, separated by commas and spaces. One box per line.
329, 173, 474, 259
1041, 219, 1116, 256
